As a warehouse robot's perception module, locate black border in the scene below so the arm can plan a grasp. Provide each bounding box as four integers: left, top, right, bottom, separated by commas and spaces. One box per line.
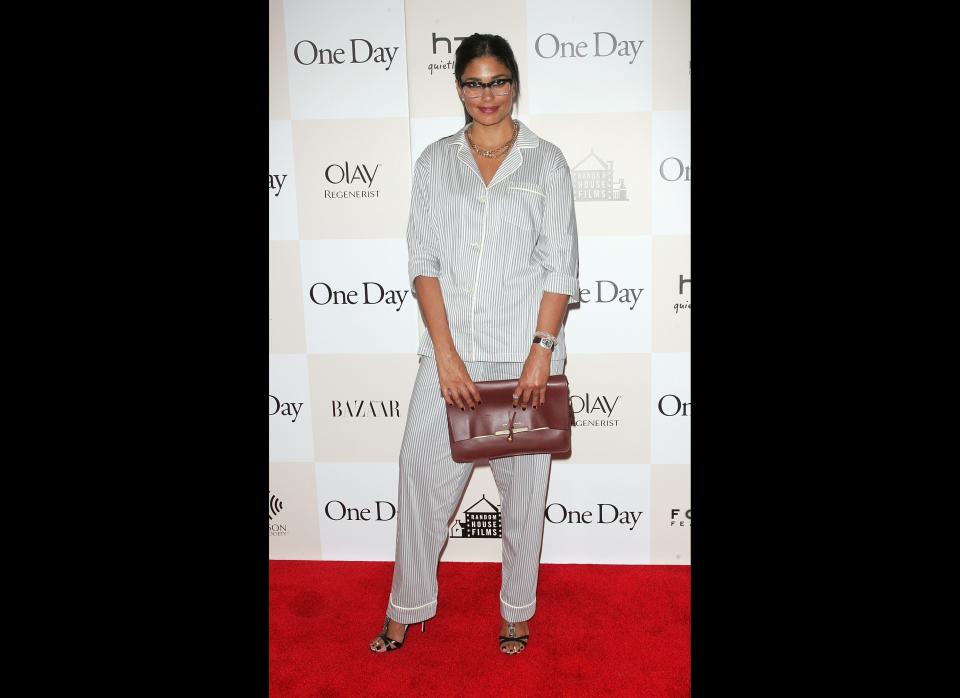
93, 2, 269, 692
691, 1, 843, 692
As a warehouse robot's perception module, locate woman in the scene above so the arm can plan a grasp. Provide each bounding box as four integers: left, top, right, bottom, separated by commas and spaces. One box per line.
370, 33, 580, 656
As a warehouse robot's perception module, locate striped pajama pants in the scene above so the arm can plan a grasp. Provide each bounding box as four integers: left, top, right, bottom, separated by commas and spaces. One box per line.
386, 353, 565, 624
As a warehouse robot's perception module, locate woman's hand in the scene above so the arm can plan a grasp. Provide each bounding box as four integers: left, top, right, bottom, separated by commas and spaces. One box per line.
435, 351, 480, 410
514, 346, 552, 409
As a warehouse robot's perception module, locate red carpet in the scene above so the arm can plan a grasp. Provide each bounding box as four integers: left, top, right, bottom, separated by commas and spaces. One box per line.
270, 560, 689, 697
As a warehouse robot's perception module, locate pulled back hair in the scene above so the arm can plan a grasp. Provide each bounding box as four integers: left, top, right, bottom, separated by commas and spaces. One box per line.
454, 33, 520, 124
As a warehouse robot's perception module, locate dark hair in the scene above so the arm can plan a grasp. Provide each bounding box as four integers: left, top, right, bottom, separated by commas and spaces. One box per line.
454, 33, 520, 124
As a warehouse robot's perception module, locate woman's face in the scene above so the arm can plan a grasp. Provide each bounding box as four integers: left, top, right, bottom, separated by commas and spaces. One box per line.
456, 56, 515, 126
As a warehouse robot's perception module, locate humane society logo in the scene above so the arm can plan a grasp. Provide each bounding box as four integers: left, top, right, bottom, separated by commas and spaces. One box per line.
269, 491, 287, 536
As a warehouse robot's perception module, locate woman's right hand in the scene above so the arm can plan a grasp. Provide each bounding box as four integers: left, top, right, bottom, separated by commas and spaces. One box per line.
435, 351, 481, 410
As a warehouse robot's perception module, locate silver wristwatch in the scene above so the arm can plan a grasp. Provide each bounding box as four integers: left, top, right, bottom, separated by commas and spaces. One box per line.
532, 335, 556, 351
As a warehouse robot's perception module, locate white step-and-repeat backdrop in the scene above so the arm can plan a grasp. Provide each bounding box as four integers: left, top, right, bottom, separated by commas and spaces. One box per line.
269, 0, 690, 564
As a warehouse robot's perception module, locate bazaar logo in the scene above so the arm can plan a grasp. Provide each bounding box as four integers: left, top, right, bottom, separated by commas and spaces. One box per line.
571, 150, 628, 201
330, 399, 401, 418
293, 38, 399, 71
534, 32, 645, 65
268, 173, 288, 197
450, 494, 502, 539
308, 282, 409, 311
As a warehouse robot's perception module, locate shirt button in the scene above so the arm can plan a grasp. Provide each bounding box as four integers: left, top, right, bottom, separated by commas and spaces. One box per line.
479, 195, 487, 204
470, 242, 480, 250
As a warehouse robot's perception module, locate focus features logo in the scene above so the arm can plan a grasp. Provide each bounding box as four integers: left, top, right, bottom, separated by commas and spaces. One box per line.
268, 173, 288, 198
577, 280, 643, 310
450, 495, 502, 539
545, 503, 643, 531
674, 275, 690, 314
658, 394, 690, 418
427, 32, 467, 76
670, 508, 691, 527
324, 500, 396, 521
308, 282, 409, 311
269, 395, 304, 423
659, 157, 691, 183
534, 32, 645, 65
269, 492, 286, 536
571, 150, 628, 201
323, 161, 382, 199
570, 392, 621, 427
331, 399, 400, 418
293, 38, 399, 71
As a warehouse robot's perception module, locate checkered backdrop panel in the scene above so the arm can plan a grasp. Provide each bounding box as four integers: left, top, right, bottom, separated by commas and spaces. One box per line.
269, 0, 690, 564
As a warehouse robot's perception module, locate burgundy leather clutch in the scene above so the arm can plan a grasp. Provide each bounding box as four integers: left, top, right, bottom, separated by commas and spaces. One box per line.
445, 375, 572, 463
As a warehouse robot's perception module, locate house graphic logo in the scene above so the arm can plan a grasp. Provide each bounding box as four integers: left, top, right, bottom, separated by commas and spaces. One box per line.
571, 150, 628, 201
449, 494, 502, 539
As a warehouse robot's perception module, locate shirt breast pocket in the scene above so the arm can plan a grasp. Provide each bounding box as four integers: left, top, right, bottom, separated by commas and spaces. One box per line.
503, 183, 546, 237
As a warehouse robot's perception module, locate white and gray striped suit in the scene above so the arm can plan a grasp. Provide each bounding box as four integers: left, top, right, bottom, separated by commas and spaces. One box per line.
386, 120, 580, 625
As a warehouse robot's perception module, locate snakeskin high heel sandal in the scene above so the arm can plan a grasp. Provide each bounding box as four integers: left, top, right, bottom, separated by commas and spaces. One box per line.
498, 622, 529, 655
369, 617, 425, 653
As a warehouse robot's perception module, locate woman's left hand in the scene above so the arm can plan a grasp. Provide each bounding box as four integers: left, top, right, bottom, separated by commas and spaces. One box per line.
514, 347, 552, 409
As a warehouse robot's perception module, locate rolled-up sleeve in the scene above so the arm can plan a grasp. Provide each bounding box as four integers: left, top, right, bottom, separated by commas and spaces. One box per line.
534, 156, 580, 303
406, 149, 441, 297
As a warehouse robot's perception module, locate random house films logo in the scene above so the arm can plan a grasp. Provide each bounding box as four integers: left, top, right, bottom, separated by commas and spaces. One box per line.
571, 150, 628, 202
308, 282, 410, 311
269, 492, 286, 537
450, 495, 502, 539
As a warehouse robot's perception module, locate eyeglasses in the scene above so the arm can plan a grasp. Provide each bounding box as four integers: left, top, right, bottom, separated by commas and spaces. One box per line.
460, 78, 513, 99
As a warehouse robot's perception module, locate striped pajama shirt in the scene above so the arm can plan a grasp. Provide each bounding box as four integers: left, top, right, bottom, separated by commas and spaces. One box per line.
386, 119, 580, 625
